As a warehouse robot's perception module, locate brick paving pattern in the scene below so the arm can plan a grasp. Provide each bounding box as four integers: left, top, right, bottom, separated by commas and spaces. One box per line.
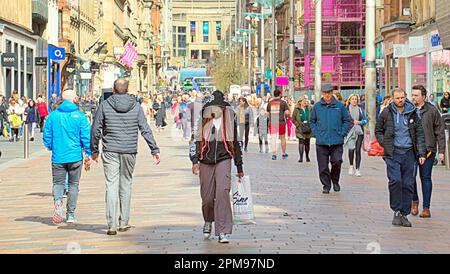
0, 123, 449, 254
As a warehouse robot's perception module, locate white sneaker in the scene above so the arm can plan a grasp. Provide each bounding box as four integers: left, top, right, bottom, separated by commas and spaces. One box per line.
348, 166, 354, 175
355, 169, 361, 177
218, 233, 230, 244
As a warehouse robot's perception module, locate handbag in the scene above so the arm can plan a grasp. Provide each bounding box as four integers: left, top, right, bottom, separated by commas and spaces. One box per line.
230, 176, 256, 225
11, 114, 22, 128
300, 120, 311, 134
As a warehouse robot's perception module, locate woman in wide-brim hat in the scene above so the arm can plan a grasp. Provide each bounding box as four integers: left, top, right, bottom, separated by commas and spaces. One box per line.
190, 90, 244, 244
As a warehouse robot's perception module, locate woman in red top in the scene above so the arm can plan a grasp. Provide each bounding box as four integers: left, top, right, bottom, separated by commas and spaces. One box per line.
36, 96, 49, 132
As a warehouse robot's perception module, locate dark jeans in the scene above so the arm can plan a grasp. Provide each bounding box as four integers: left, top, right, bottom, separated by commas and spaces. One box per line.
52, 161, 83, 215
348, 134, 363, 169
413, 152, 435, 209
384, 149, 416, 216
298, 138, 311, 160
39, 117, 45, 132
238, 124, 250, 149
316, 144, 344, 190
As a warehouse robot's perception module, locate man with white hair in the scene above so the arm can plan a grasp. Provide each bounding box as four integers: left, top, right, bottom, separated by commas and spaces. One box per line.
43, 89, 92, 225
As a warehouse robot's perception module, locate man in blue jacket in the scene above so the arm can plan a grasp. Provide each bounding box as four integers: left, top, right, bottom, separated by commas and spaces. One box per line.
43, 89, 92, 224
310, 84, 353, 194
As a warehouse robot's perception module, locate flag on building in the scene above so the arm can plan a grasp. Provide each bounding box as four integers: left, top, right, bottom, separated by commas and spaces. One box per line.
118, 40, 138, 68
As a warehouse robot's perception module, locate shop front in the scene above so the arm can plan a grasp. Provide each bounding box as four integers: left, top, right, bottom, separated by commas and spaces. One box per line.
405, 25, 450, 104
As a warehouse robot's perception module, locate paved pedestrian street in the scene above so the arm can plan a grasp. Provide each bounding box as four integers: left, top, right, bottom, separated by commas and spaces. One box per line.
0, 123, 449, 254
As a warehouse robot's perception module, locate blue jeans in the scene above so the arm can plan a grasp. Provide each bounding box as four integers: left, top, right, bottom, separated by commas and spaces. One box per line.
52, 161, 83, 215
413, 152, 435, 209
384, 149, 417, 216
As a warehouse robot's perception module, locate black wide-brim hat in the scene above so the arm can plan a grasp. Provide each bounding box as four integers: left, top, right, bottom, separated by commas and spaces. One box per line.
202, 90, 230, 110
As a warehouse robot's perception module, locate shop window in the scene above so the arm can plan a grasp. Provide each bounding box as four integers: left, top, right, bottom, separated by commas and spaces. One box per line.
411, 55, 427, 87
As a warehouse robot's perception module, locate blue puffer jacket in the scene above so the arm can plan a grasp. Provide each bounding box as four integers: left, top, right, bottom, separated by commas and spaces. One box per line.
43, 100, 92, 164
310, 97, 353, 145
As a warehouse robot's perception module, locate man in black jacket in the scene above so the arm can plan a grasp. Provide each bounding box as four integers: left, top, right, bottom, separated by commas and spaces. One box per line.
410, 85, 446, 218
375, 88, 426, 227
91, 78, 161, 235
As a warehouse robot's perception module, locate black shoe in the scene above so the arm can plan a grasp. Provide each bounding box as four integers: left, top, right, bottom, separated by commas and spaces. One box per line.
203, 222, 212, 239
306, 157, 311, 162
392, 211, 402, 226
30, 137, 34, 142
322, 188, 330, 194
400, 215, 412, 227
298, 159, 303, 163
333, 183, 340, 192
244, 147, 248, 152
118, 225, 131, 232
107, 230, 117, 235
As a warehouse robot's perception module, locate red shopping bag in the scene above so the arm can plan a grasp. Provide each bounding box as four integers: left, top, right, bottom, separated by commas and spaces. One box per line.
368, 139, 384, 156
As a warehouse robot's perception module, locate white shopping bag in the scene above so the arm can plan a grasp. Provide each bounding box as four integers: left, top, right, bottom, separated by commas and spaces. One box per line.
230, 176, 256, 225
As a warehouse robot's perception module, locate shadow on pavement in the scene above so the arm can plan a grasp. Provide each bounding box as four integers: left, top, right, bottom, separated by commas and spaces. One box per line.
15, 216, 108, 235
15, 216, 57, 226
27, 192, 52, 197
57, 223, 108, 235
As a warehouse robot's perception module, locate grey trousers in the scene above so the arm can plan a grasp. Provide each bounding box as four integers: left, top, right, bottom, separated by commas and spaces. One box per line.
102, 152, 136, 230
199, 159, 233, 236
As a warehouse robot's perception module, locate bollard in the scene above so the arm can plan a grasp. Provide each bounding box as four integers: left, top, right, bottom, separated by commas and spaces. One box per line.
445, 129, 450, 170
23, 124, 29, 159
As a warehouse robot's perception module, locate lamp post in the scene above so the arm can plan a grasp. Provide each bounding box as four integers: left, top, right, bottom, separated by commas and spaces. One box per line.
314, 0, 322, 101
271, 0, 276, 94
288, 0, 295, 97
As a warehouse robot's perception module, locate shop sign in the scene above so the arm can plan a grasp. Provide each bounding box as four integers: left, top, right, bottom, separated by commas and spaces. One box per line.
1, 53, 18, 68
35, 57, 47, 66
408, 36, 426, 52
431, 33, 441, 47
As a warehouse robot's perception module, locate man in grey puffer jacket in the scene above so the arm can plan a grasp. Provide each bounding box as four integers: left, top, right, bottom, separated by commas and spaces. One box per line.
91, 78, 161, 235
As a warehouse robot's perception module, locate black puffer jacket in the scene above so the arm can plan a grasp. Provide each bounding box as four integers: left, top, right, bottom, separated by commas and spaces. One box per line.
375, 101, 426, 159
91, 93, 160, 155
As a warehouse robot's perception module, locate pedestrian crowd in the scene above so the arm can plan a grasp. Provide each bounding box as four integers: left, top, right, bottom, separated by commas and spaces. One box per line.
36, 79, 448, 247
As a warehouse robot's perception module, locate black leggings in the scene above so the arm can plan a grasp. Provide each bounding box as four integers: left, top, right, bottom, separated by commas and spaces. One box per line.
298, 138, 311, 160
11, 128, 19, 140
239, 124, 250, 149
39, 118, 45, 132
348, 134, 364, 169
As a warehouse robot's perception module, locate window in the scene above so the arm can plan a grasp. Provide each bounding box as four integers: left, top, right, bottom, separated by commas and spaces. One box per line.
190, 21, 196, 43
191, 50, 200, 59
58, 10, 63, 41
203, 22, 209, 43
216, 21, 222, 41
201, 50, 210, 60
173, 26, 177, 56
178, 27, 186, 56
6, 40, 12, 53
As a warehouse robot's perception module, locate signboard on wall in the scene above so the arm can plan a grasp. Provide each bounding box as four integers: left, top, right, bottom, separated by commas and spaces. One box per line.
1, 53, 18, 68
